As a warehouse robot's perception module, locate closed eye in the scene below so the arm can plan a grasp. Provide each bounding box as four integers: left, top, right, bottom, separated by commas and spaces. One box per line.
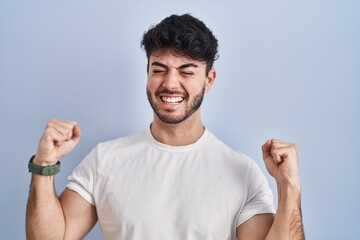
152, 70, 166, 74
180, 71, 194, 76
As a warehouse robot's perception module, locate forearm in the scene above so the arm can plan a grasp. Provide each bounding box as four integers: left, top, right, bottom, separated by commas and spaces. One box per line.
26, 175, 65, 240
265, 184, 305, 240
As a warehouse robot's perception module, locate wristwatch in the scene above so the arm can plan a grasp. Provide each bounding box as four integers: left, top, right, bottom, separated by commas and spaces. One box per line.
28, 155, 61, 176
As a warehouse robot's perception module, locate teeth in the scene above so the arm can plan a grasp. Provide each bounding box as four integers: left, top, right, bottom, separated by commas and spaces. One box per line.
161, 96, 184, 104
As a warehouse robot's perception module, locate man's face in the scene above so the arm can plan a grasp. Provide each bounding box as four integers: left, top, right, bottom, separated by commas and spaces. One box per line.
146, 51, 215, 125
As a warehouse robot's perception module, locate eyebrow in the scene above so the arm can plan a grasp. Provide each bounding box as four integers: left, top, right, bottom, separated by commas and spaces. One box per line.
151, 62, 198, 70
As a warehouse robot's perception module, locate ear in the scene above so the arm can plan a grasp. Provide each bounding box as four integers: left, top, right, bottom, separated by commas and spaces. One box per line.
146, 61, 149, 75
204, 68, 216, 93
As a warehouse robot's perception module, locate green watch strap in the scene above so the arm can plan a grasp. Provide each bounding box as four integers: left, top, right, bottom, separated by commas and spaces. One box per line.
28, 155, 61, 176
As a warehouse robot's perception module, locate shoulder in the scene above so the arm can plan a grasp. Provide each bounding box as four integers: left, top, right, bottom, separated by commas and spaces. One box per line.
95, 129, 148, 153
79, 129, 150, 172
205, 130, 255, 164
203, 131, 262, 181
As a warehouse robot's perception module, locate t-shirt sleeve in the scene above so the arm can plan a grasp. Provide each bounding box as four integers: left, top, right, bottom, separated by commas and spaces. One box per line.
237, 159, 276, 226
66, 147, 97, 205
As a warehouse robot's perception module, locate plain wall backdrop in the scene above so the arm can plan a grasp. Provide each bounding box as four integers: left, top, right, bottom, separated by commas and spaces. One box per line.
1, 0, 359, 239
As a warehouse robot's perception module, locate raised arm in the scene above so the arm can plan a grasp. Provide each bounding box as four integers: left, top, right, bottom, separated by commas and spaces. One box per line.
262, 139, 304, 239
26, 119, 97, 240
237, 139, 304, 240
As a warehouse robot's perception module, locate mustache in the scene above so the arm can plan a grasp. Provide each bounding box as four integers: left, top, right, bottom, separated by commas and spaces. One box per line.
155, 89, 187, 98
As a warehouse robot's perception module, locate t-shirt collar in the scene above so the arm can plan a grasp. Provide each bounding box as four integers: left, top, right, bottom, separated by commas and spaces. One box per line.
146, 127, 209, 152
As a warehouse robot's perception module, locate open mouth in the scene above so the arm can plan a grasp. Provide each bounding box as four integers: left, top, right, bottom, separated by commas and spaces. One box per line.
160, 96, 184, 105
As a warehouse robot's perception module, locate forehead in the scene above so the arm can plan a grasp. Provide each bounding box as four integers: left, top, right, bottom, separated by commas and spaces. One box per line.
149, 50, 206, 68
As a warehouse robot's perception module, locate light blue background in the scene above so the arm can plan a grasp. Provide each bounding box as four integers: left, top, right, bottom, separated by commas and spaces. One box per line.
1, 0, 359, 239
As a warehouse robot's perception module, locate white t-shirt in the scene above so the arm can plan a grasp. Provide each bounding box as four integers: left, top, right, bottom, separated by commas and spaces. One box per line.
67, 129, 275, 240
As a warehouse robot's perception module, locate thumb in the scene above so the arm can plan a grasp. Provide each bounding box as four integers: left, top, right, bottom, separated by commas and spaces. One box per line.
72, 124, 81, 142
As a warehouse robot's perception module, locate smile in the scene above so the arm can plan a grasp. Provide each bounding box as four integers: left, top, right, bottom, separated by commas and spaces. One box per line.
160, 96, 184, 104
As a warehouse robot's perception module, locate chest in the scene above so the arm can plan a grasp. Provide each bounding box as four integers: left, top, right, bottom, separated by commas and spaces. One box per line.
93, 154, 246, 239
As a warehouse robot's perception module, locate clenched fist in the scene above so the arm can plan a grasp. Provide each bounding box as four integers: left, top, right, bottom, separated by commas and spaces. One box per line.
262, 139, 300, 187
33, 119, 81, 166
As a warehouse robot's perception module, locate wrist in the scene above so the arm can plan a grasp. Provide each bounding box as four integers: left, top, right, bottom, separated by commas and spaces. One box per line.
28, 155, 61, 176
277, 183, 302, 209
32, 155, 58, 166
277, 182, 301, 192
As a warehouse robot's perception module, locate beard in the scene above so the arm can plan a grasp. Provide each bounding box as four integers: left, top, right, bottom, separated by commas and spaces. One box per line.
146, 85, 205, 125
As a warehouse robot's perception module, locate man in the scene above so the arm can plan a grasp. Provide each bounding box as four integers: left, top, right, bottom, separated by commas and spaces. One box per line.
26, 14, 304, 239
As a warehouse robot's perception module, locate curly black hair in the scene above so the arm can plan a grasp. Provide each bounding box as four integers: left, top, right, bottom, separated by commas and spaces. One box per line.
141, 14, 219, 75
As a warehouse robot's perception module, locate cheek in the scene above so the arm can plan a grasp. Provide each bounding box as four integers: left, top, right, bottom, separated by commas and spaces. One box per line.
147, 78, 160, 91
184, 81, 206, 94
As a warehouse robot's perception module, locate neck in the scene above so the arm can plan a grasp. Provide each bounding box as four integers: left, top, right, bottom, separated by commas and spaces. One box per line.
150, 112, 205, 146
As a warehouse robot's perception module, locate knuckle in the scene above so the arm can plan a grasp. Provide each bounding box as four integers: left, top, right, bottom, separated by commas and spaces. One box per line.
46, 119, 57, 128
291, 143, 298, 151
64, 128, 72, 136
270, 148, 278, 156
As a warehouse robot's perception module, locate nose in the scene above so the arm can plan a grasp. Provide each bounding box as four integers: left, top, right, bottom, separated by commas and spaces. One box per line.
162, 68, 180, 90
